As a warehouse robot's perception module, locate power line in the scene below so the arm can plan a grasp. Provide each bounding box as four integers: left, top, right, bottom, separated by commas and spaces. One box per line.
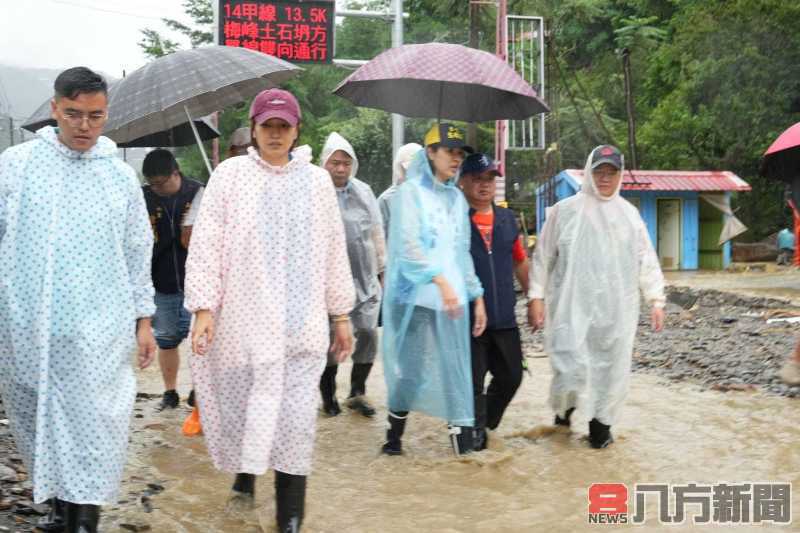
42, 0, 166, 20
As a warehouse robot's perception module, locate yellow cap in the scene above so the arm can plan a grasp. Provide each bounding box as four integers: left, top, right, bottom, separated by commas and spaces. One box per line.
423, 123, 471, 151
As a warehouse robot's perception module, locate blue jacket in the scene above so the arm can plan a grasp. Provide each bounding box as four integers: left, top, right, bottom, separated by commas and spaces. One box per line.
469, 205, 520, 330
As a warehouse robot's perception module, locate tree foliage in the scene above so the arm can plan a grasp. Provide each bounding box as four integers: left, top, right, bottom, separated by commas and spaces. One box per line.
139, 0, 800, 239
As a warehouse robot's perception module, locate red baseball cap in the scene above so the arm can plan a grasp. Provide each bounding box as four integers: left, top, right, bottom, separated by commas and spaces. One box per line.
249, 88, 301, 127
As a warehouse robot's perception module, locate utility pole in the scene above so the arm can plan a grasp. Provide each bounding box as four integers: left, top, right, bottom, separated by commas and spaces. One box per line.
8, 117, 14, 148
334, 2, 405, 157
467, 1, 480, 148
494, 0, 507, 200
391, 0, 404, 157
621, 48, 638, 170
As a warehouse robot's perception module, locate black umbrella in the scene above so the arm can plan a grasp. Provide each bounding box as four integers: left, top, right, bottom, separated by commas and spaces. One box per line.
22, 101, 220, 148
118, 118, 219, 148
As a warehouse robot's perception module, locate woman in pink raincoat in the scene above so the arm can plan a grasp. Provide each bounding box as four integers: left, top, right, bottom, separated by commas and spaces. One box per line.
184, 88, 355, 533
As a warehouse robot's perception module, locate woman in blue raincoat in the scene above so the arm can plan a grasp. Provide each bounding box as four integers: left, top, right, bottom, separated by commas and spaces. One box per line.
381, 123, 487, 456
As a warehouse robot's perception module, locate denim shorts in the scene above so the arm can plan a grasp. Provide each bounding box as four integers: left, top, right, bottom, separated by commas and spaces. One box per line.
152, 291, 191, 349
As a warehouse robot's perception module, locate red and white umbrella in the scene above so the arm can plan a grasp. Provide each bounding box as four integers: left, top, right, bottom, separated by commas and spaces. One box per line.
761, 122, 800, 183
760, 122, 800, 211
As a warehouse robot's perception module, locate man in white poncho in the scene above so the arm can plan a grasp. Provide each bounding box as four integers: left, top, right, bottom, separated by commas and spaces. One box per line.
318, 132, 385, 417
528, 145, 665, 448
0, 67, 156, 532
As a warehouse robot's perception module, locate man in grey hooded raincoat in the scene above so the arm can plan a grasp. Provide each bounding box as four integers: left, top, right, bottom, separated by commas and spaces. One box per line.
318, 132, 386, 417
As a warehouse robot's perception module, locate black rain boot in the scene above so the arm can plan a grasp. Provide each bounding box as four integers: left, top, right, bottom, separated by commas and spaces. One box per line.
275, 471, 306, 533
157, 389, 179, 411
449, 425, 475, 456
589, 418, 614, 449
473, 394, 489, 451
319, 365, 341, 416
232, 472, 256, 496
381, 411, 407, 455
227, 472, 256, 513
38, 498, 66, 532
555, 407, 576, 427
64, 502, 100, 533
347, 363, 376, 417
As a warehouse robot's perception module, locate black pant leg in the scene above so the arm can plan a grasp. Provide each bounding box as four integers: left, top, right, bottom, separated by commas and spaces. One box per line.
470, 332, 492, 429
485, 328, 524, 430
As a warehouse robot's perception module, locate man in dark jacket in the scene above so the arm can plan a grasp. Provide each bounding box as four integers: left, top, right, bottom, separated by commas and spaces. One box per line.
460, 153, 529, 450
142, 149, 203, 410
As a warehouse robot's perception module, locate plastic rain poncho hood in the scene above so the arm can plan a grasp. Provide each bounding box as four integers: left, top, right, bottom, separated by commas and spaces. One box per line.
378, 143, 422, 239
0, 126, 155, 504
381, 149, 483, 425
320, 132, 385, 329
529, 146, 665, 426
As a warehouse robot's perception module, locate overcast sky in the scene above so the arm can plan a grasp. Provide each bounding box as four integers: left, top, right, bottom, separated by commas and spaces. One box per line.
0, 0, 199, 76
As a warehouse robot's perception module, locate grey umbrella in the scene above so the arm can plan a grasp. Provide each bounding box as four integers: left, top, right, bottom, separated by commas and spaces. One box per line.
22, 99, 221, 148
105, 46, 301, 172
106, 46, 298, 136
25, 46, 301, 172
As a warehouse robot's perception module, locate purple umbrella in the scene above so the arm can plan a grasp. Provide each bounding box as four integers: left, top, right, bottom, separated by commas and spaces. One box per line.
333, 43, 549, 122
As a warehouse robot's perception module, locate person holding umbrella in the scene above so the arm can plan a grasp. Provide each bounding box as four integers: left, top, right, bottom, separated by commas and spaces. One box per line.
760, 123, 800, 388
184, 88, 355, 532
0, 67, 156, 532
528, 145, 665, 449
381, 123, 487, 456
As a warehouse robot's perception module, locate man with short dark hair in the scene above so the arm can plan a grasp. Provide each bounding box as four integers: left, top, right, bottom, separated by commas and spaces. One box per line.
142, 149, 203, 410
459, 153, 529, 451
0, 66, 156, 532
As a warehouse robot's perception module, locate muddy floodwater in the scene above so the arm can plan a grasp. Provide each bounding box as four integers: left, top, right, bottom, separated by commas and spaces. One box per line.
666, 269, 800, 306
100, 310, 800, 532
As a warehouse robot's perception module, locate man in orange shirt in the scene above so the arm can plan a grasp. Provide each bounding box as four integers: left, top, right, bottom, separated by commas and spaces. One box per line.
459, 153, 529, 450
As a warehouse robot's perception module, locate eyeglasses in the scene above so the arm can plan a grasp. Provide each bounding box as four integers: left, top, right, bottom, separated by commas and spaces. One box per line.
61, 110, 107, 128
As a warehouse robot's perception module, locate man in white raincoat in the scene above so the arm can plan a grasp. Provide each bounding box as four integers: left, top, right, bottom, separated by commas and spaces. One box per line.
528, 145, 665, 448
318, 132, 386, 417
377, 142, 422, 240
0, 67, 156, 532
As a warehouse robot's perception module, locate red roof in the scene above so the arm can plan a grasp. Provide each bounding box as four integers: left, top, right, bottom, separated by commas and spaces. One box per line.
566, 169, 751, 192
